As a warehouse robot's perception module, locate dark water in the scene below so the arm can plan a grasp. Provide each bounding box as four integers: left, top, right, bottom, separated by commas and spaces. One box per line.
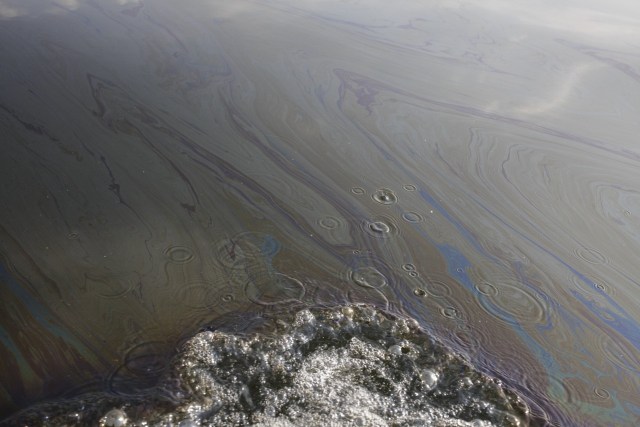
1, 0, 639, 425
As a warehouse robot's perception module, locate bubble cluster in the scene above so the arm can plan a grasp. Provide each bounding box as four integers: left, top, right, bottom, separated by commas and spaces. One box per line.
7, 306, 542, 427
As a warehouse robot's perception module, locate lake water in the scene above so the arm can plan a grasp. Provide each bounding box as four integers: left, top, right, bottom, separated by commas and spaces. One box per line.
1, 0, 639, 425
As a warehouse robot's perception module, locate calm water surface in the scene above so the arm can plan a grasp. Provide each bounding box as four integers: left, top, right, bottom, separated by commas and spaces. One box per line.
1, 0, 639, 425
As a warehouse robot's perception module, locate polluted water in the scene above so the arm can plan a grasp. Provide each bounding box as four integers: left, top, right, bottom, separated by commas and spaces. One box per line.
5, 305, 546, 427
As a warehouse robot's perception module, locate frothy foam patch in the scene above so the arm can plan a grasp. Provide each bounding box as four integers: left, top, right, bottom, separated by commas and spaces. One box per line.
7, 306, 542, 426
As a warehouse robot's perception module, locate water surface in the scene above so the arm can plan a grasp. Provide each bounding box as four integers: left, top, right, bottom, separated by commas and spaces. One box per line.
1, 0, 639, 425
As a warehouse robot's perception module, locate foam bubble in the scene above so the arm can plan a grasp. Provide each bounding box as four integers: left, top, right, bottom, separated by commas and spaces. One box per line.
7, 306, 540, 427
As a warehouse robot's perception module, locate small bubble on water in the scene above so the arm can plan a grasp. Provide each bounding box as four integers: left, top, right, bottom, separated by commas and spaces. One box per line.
369, 221, 390, 234
414, 288, 426, 297
594, 387, 610, 399
441, 306, 459, 319
420, 369, 439, 390
101, 409, 127, 427
372, 188, 397, 205
403, 184, 417, 191
388, 344, 403, 355
409, 271, 418, 278
351, 187, 365, 195
459, 377, 473, 388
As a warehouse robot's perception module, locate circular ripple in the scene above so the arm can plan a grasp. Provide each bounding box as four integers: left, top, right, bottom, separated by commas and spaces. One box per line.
177, 281, 231, 309
594, 387, 611, 400
319, 216, 341, 229
403, 184, 417, 191
108, 341, 171, 395
244, 273, 305, 306
84, 274, 136, 299
571, 273, 615, 297
423, 274, 455, 298
124, 341, 169, 377
402, 211, 424, 223
351, 187, 365, 195
350, 266, 388, 289
477, 282, 548, 326
402, 263, 416, 271
598, 333, 640, 374
363, 216, 399, 238
451, 324, 485, 355
517, 369, 574, 421
213, 239, 247, 268
475, 282, 498, 296
574, 247, 608, 265
213, 232, 280, 269
164, 245, 195, 264
372, 188, 397, 205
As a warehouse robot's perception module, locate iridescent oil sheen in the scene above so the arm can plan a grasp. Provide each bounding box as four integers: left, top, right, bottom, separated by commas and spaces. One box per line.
1, 0, 639, 424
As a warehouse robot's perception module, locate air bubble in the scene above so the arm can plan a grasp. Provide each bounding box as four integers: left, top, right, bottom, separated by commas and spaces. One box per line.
363, 217, 398, 238
414, 288, 426, 297
403, 184, 417, 191
372, 188, 397, 205
388, 345, 403, 355
594, 387, 610, 399
402, 263, 415, 271
420, 369, 439, 390
101, 409, 127, 427
441, 306, 459, 319
351, 187, 365, 195
369, 221, 390, 234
